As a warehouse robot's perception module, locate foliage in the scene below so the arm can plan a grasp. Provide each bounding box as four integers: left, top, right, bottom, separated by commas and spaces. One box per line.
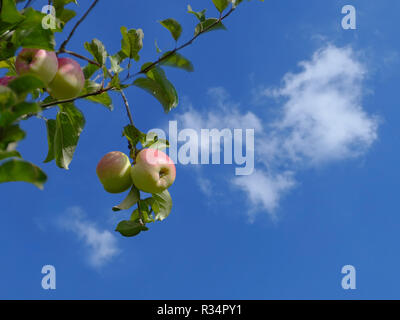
0, 0, 263, 237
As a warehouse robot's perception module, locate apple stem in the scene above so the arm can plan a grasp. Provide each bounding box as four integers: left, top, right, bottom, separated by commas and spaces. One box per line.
137, 196, 145, 226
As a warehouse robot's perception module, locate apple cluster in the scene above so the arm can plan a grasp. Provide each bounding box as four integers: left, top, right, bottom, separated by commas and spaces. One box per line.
96, 149, 176, 194
0, 48, 85, 100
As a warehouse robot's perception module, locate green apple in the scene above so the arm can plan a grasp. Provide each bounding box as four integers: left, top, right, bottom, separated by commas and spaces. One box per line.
131, 149, 176, 194
96, 151, 133, 194
47, 57, 85, 100
15, 48, 58, 85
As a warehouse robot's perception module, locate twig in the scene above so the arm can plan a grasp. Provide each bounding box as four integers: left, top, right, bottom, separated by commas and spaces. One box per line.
40, 86, 114, 110
24, 0, 35, 9
58, 49, 101, 67
129, 7, 235, 78
119, 89, 134, 126
59, 0, 100, 52
32, 5, 237, 115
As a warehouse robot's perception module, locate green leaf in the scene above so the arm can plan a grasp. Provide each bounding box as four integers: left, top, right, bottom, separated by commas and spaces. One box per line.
112, 186, 140, 212
52, 0, 78, 30
82, 80, 113, 110
86, 92, 113, 110
57, 9, 76, 28
8, 74, 45, 97
194, 18, 227, 36
130, 208, 154, 224
123, 124, 146, 147
160, 52, 194, 72
146, 198, 160, 214
0, 150, 21, 161
0, 125, 26, 150
0, 38, 18, 61
0, 57, 17, 75
133, 66, 178, 113
60, 103, 85, 133
109, 55, 124, 74
82, 63, 100, 80
152, 189, 173, 221
84, 39, 107, 66
159, 18, 182, 42
82, 80, 100, 93
15, 8, 55, 50
44, 119, 56, 163
154, 39, 162, 53
120, 27, 144, 61
0, 159, 47, 189
0, 102, 41, 127
54, 104, 85, 169
0, 0, 25, 24
115, 220, 148, 237
53, 0, 78, 11
111, 50, 128, 64
187, 5, 206, 22
212, 0, 230, 13
232, 0, 264, 8
143, 132, 170, 150
0, 86, 17, 108
109, 74, 121, 89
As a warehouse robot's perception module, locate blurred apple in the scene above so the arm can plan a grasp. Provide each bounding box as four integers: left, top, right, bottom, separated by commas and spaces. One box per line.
15, 48, 58, 85
47, 57, 85, 100
0, 76, 16, 86
131, 149, 176, 194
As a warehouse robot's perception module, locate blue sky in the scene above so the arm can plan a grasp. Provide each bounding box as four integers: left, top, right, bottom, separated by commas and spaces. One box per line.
1, 0, 400, 299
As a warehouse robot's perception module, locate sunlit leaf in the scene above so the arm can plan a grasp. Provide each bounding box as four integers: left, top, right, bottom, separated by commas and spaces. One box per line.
0, 159, 47, 189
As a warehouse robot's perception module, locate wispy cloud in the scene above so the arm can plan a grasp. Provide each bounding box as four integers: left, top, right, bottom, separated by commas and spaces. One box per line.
232, 170, 296, 220
172, 45, 379, 219
57, 206, 120, 269
176, 87, 262, 157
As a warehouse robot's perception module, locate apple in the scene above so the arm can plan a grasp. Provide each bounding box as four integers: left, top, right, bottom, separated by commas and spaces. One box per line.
0, 76, 16, 86
47, 57, 85, 100
130, 149, 176, 194
97, 151, 133, 194
15, 48, 58, 85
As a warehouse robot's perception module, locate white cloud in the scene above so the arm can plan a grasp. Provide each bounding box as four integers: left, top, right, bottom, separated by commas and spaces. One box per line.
232, 170, 296, 220
197, 175, 214, 197
172, 45, 379, 219
58, 207, 120, 268
263, 45, 379, 165
176, 87, 262, 158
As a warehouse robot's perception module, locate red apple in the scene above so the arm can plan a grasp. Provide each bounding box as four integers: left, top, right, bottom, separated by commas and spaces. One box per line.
130, 149, 176, 194
47, 57, 85, 100
15, 48, 58, 85
0, 76, 16, 86
97, 151, 133, 194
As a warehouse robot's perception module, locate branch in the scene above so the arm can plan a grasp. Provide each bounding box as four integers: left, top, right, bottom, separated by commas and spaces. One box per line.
40, 86, 114, 110
130, 7, 236, 78
58, 49, 101, 67
32, 6, 238, 115
119, 89, 134, 127
24, 0, 35, 9
59, 0, 100, 52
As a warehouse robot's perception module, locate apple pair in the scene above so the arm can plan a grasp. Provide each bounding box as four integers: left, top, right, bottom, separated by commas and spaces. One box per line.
97, 149, 176, 194
14, 48, 85, 99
